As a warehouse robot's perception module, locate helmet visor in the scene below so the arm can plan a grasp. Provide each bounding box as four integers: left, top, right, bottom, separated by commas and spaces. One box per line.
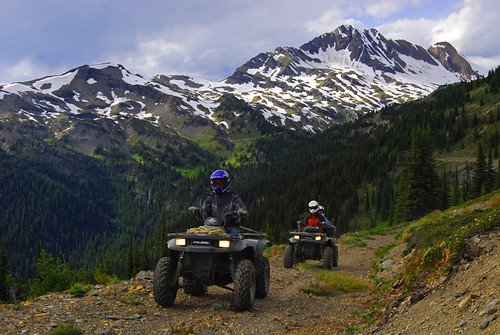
212, 179, 224, 188
309, 205, 318, 210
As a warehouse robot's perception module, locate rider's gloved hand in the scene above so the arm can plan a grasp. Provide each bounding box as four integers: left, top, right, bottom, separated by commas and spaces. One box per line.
223, 211, 239, 222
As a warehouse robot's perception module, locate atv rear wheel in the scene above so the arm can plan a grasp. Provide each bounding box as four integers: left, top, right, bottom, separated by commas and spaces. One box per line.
255, 256, 270, 299
153, 256, 179, 307
284, 244, 294, 268
232, 259, 256, 311
322, 246, 333, 270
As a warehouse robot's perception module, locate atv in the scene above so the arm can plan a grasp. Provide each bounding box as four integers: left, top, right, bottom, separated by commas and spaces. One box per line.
153, 208, 270, 311
284, 223, 338, 269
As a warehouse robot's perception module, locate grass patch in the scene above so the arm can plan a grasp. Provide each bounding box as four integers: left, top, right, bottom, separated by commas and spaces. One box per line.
263, 244, 285, 258
345, 324, 361, 334
48, 324, 83, 335
223, 146, 254, 167
90, 153, 104, 160
353, 300, 389, 328
338, 222, 392, 248
375, 243, 397, 261
300, 270, 371, 296
294, 262, 317, 271
131, 153, 144, 163
68, 283, 93, 298
174, 166, 205, 179
338, 235, 368, 248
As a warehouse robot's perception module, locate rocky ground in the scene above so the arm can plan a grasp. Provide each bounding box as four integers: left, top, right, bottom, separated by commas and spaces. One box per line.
0, 229, 497, 335
368, 228, 499, 335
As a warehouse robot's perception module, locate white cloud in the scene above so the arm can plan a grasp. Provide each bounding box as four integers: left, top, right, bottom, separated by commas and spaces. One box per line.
0, 58, 68, 84
377, 18, 437, 47
114, 38, 188, 77
468, 56, 500, 74
365, 0, 406, 18
430, 0, 500, 56
305, 11, 365, 35
377, 0, 500, 70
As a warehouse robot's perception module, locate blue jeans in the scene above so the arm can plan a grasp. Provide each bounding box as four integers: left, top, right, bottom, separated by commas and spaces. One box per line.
225, 226, 240, 237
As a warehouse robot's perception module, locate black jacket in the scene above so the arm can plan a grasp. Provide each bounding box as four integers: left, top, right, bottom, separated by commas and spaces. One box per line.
200, 189, 248, 227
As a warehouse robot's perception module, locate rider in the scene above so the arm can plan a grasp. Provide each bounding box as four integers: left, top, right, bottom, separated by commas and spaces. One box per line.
302, 200, 334, 230
200, 169, 248, 237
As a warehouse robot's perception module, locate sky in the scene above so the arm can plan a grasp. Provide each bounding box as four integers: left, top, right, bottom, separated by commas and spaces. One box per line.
1, 0, 499, 84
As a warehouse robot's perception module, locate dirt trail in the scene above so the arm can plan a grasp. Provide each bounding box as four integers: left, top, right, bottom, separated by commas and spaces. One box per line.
0, 233, 397, 335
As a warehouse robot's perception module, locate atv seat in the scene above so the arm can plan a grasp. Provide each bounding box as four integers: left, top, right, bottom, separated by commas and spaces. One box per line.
303, 226, 322, 233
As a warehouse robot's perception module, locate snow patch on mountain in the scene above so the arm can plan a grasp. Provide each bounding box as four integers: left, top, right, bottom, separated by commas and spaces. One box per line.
0, 26, 481, 134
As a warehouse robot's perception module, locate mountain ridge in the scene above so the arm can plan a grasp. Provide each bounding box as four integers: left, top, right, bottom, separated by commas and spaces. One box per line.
0, 25, 481, 153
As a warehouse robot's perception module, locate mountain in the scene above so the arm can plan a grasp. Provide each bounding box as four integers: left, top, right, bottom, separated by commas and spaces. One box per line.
223, 25, 478, 124
0, 26, 480, 157
1, 26, 496, 283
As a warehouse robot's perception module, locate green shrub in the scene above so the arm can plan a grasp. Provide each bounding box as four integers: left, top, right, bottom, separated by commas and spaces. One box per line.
69, 283, 93, 298
28, 250, 85, 298
263, 244, 285, 258
92, 269, 119, 285
48, 324, 83, 335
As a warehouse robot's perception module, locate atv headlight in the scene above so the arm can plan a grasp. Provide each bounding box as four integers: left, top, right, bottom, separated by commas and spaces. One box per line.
218, 240, 231, 248
293, 235, 300, 240
315, 236, 322, 241
175, 238, 187, 246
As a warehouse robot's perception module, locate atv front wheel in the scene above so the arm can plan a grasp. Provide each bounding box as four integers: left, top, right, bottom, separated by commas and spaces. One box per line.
153, 256, 179, 307
255, 256, 270, 299
284, 244, 294, 268
232, 259, 256, 311
322, 246, 333, 269
332, 244, 339, 267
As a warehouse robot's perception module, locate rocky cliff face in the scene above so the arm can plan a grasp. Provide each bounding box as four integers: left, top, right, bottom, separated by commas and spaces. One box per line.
428, 41, 478, 78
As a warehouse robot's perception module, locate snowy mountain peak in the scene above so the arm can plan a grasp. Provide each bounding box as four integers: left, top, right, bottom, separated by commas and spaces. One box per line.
0, 26, 482, 148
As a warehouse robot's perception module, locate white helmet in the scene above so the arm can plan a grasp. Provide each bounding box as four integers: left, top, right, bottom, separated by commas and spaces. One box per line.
308, 200, 319, 213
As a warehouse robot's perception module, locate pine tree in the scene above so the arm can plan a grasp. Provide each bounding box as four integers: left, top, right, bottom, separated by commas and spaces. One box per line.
496, 158, 500, 189
364, 191, 370, 211
472, 114, 479, 127
463, 164, 471, 201
127, 238, 135, 278
485, 149, 495, 193
452, 167, 461, 205
472, 144, 486, 197
395, 127, 441, 222
440, 169, 450, 210
0, 244, 10, 302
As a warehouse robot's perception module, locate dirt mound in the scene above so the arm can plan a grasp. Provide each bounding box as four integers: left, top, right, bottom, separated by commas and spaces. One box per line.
369, 229, 499, 335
